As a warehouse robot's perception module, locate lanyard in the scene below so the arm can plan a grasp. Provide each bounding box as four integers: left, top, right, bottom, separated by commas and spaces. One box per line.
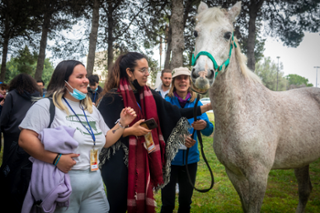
93, 92, 97, 103
136, 102, 141, 111
63, 97, 96, 146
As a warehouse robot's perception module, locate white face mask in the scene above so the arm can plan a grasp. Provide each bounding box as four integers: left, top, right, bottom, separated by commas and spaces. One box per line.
65, 81, 87, 100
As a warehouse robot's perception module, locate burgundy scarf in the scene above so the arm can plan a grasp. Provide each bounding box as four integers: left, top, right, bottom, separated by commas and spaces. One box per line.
118, 78, 165, 213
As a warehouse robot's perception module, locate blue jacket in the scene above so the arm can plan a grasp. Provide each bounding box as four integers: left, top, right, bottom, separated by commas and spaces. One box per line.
165, 95, 214, 165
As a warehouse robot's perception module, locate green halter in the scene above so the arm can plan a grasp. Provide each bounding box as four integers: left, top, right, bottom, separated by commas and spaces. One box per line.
191, 32, 237, 78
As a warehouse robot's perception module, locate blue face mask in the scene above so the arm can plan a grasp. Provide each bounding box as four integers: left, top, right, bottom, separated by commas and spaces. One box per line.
65, 81, 87, 100
94, 87, 98, 92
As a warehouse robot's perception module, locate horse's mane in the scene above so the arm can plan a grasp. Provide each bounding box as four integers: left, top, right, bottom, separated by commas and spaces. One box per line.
234, 38, 262, 84
197, 6, 262, 84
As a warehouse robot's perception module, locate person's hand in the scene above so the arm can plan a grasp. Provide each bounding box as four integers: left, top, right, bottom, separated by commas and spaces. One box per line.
56, 153, 79, 173
205, 103, 212, 111
0, 99, 4, 106
127, 119, 151, 136
92, 102, 96, 106
192, 119, 207, 130
184, 135, 196, 148
120, 107, 137, 126
200, 103, 212, 114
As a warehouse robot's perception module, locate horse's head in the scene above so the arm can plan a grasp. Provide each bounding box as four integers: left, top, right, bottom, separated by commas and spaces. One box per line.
191, 1, 241, 94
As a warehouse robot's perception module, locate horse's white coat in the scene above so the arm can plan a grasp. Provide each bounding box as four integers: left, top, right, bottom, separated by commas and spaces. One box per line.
192, 2, 320, 213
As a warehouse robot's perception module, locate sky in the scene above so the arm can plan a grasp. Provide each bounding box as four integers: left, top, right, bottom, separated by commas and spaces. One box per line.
263, 32, 320, 87
154, 32, 320, 87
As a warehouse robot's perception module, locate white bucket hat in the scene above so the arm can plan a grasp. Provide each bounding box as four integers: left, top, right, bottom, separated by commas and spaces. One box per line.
172, 67, 191, 78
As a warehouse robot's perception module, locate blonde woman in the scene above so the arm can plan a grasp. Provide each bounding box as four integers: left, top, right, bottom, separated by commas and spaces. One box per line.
19, 60, 136, 213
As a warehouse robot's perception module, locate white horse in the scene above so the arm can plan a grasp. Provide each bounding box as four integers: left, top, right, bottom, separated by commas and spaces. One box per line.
191, 2, 320, 213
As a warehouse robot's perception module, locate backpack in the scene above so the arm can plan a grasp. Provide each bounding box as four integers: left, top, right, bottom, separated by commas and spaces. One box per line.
0, 98, 55, 213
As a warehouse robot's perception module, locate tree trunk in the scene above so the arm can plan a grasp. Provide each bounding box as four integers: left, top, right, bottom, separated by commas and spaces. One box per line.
164, 24, 172, 69
34, 12, 51, 81
107, 3, 114, 71
86, 0, 100, 77
0, 20, 10, 82
246, 1, 264, 72
169, 0, 184, 70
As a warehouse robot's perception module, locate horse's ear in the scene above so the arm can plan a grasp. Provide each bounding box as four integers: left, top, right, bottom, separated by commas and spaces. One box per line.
227, 1, 241, 23
198, 1, 208, 14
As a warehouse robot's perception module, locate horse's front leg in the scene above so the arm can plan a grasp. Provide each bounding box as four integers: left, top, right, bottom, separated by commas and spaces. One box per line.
227, 165, 270, 213
246, 165, 270, 213
225, 168, 250, 212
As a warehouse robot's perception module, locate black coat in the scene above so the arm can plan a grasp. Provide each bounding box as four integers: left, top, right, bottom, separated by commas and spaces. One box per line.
0, 89, 40, 162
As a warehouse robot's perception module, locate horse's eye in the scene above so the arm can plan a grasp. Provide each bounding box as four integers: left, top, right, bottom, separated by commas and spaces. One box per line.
224, 32, 232, 40
194, 30, 198, 37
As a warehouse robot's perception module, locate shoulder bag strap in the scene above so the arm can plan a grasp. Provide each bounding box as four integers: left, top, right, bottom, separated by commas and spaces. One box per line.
48, 98, 55, 128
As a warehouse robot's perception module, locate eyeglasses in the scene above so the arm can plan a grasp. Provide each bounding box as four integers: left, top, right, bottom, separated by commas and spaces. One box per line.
138, 67, 150, 74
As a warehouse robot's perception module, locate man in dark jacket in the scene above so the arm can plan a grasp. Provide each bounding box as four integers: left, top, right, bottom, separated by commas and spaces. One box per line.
87, 74, 102, 105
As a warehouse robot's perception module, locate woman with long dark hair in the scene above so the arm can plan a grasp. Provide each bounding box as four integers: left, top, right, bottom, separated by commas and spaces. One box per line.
0, 73, 40, 212
97, 52, 212, 213
18, 60, 136, 213
0, 73, 40, 163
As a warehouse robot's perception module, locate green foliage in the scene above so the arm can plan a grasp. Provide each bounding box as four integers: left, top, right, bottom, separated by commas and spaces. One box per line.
13, 45, 37, 75
4, 45, 37, 82
286, 74, 313, 87
255, 57, 288, 91
4, 46, 54, 85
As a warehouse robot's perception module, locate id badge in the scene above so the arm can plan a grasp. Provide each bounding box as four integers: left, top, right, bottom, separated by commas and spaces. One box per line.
179, 134, 188, 150
144, 132, 156, 154
179, 144, 187, 150
90, 148, 99, 171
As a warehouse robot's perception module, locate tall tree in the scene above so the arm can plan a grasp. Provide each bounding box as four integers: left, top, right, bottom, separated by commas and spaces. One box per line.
86, 0, 100, 77
98, 0, 151, 69
131, 1, 170, 68
164, 24, 172, 69
136, 0, 199, 69
33, 0, 89, 80
170, 0, 185, 69
0, 0, 40, 81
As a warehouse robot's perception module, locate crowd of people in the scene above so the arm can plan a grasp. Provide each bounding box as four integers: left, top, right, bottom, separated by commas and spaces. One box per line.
0, 52, 214, 213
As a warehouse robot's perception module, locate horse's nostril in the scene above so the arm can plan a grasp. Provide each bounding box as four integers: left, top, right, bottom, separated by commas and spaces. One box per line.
207, 69, 214, 79
191, 68, 198, 78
